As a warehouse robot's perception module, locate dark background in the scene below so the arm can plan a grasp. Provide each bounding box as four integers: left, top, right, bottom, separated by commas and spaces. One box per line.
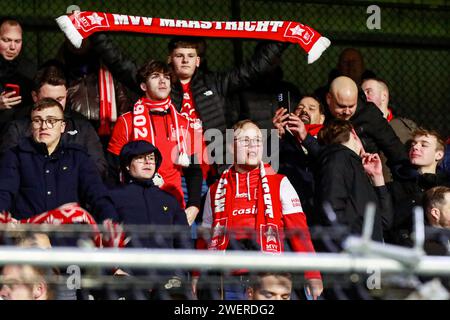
3, 0, 449, 137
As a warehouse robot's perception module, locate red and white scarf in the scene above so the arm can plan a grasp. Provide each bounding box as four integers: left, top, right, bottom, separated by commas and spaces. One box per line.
0, 203, 102, 247
0, 203, 128, 248
210, 162, 283, 254
132, 97, 190, 167
98, 63, 117, 136
56, 11, 330, 64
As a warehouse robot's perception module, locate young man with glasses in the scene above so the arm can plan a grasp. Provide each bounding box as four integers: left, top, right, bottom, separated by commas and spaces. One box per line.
0, 97, 117, 223
110, 140, 190, 246
0, 64, 107, 179
108, 140, 192, 298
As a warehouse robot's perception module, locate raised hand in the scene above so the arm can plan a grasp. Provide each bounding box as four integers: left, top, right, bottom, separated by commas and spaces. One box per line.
286, 113, 307, 143
0, 91, 22, 109
272, 108, 289, 138
362, 153, 385, 186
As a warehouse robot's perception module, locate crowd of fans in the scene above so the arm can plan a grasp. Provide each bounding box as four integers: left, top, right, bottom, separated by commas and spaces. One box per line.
0, 15, 449, 300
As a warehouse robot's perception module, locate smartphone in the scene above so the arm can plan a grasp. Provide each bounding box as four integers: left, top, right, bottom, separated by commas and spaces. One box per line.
277, 91, 291, 114
283, 91, 294, 135
4, 83, 20, 97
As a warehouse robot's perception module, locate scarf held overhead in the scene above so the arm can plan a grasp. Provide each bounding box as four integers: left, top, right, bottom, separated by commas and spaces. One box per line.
56, 11, 330, 64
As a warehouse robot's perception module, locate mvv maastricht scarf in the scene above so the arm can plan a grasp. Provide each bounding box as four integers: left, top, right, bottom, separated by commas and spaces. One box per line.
56, 11, 330, 64
211, 162, 283, 254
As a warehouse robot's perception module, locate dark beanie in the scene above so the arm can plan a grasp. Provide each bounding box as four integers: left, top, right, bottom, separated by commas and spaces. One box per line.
119, 141, 163, 174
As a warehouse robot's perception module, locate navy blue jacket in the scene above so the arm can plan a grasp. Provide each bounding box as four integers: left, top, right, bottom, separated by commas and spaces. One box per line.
0, 138, 116, 222
0, 107, 108, 179
110, 179, 191, 250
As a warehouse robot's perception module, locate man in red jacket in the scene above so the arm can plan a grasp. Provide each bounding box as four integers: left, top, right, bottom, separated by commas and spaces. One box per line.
200, 119, 323, 300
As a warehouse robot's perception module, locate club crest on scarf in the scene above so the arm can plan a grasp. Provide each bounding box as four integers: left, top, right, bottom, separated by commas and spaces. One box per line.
260, 223, 282, 254
209, 217, 228, 250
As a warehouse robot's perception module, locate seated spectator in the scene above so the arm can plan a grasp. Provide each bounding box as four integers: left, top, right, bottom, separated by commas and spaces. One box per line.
314, 119, 393, 242
0, 64, 107, 179
107, 60, 202, 225
200, 119, 322, 300
247, 272, 293, 300
0, 232, 80, 300
388, 128, 449, 246
0, 232, 58, 301
362, 77, 418, 182
0, 98, 116, 223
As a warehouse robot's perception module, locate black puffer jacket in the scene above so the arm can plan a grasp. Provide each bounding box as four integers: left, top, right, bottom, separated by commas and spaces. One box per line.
90, 34, 287, 135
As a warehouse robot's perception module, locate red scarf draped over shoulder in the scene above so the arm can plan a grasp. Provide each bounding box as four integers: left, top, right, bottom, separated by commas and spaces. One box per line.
132, 97, 190, 167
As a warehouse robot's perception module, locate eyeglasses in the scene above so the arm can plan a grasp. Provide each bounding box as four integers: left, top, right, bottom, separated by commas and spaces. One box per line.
234, 137, 263, 147
31, 118, 64, 129
133, 154, 156, 164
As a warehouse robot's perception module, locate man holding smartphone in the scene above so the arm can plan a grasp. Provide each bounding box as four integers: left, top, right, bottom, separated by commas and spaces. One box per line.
0, 18, 36, 132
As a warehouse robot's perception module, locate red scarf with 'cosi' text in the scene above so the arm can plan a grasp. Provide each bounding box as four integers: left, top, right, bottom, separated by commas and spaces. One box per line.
210, 162, 283, 254
56, 11, 330, 64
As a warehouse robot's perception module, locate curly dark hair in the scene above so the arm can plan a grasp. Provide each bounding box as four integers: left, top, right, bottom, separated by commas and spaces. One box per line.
136, 60, 172, 85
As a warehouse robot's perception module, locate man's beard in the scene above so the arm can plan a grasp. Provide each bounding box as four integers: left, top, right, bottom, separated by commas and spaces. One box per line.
300, 112, 311, 124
